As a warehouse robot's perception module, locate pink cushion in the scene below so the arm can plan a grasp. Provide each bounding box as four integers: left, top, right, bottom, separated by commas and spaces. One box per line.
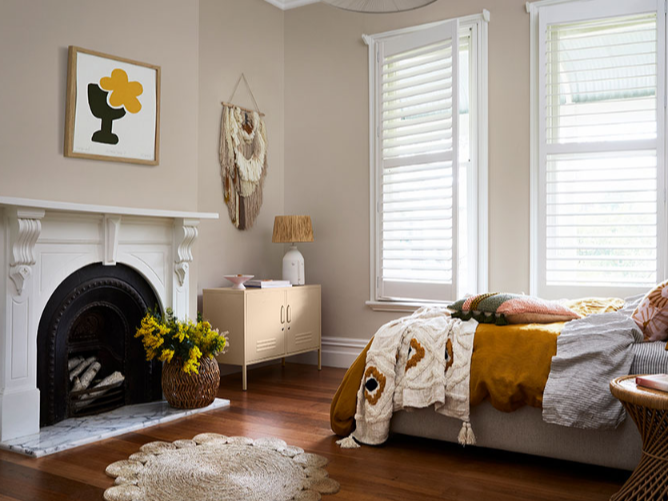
632, 280, 668, 341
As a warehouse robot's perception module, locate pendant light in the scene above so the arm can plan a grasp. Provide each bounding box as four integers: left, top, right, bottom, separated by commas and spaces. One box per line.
322, 0, 437, 13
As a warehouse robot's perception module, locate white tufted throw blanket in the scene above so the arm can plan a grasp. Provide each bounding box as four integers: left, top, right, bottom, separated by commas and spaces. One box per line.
338, 307, 477, 448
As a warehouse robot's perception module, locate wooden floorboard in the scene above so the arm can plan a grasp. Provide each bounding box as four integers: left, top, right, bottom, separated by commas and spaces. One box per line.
0, 363, 629, 500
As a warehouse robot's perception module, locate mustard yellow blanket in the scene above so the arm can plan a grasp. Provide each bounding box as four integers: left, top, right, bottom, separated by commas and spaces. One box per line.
330, 297, 623, 437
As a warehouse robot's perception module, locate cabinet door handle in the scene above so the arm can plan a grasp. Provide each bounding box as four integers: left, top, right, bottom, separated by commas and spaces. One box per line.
281, 305, 285, 324
287, 305, 292, 323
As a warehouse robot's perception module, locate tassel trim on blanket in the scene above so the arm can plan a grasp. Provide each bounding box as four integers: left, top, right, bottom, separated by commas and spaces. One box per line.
457, 421, 476, 446
336, 435, 361, 449
336, 419, 476, 449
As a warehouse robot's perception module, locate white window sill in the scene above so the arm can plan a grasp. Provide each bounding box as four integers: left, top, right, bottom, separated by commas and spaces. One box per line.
365, 300, 453, 313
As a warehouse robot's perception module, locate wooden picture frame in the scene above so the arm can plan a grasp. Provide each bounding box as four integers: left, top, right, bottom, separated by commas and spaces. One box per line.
64, 46, 160, 166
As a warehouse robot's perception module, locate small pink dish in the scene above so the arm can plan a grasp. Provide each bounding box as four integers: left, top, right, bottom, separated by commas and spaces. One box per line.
224, 275, 254, 290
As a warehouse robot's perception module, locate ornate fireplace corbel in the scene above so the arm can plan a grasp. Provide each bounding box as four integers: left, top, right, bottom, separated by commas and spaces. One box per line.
9, 209, 45, 295
103, 215, 122, 265
174, 218, 199, 286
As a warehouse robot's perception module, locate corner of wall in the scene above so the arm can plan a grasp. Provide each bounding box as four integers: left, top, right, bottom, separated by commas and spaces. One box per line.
196, 0, 287, 310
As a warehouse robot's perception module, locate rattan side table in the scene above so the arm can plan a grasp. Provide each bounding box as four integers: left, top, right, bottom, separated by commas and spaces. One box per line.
610, 375, 668, 501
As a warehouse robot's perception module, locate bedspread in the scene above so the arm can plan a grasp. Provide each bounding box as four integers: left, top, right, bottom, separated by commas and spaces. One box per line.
542, 311, 642, 429
331, 297, 626, 438
469, 322, 563, 411
332, 321, 564, 437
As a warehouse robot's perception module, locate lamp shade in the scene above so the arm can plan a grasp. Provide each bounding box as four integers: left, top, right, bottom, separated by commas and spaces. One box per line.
272, 216, 314, 243
322, 0, 437, 13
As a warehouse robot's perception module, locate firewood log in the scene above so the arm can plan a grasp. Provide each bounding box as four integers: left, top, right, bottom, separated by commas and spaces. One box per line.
73, 371, 125, 410
69, 356, 96, 381
72, 362, 101, 391
68, 357, 84, 371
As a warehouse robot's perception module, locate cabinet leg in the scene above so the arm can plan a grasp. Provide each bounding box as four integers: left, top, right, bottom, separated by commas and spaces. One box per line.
242, 364, 247, 391
282, 357, 285, 367
318, 348, 322, 371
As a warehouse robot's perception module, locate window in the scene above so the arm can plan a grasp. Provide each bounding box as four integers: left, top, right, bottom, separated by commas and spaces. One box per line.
530, 0, 666, 298
365, 13, 489, 308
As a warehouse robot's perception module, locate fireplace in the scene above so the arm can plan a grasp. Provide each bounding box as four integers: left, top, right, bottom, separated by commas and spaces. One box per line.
0, 197, 217, 441
37, 263, 162, 426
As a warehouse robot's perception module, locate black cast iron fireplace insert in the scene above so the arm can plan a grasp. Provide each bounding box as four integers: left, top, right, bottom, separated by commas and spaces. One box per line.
37, 263, 163, 427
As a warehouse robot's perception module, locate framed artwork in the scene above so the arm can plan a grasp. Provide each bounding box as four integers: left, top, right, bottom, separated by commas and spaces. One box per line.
64, 46, 160, 165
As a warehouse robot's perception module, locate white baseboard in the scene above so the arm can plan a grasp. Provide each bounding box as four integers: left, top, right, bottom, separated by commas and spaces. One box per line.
288, 336, 368, 368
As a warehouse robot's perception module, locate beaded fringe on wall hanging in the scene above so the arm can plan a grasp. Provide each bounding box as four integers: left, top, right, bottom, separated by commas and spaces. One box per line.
219, 104, 267, 230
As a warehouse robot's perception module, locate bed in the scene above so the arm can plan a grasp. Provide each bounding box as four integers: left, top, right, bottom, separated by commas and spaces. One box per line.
390, 401, 640, 470
330, 296, 668, 471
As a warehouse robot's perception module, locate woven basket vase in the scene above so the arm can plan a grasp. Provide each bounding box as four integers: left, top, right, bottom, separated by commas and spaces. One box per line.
162, 356, 220, 409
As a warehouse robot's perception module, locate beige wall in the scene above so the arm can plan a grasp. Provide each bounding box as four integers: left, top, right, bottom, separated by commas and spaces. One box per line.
0, 0, 286, 318
0, 0, 200, 212
1, 0, 534, 346
196, 0, 286, 300
284, 0, 531, 340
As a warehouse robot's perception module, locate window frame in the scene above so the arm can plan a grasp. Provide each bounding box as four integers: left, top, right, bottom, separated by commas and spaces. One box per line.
365, 11, 490, 311
529, 0, 668, 299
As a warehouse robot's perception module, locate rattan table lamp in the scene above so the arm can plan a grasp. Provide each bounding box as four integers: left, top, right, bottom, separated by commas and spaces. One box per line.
272, 216, 314, 285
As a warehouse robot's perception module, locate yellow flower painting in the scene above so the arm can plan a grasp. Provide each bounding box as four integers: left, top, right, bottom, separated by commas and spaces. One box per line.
99, 69, 143, 113
87, 68, 144, 146
65, 46, 160, 165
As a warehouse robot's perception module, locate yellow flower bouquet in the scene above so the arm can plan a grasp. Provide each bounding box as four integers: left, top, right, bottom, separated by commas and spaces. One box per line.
135, 308, 229, 375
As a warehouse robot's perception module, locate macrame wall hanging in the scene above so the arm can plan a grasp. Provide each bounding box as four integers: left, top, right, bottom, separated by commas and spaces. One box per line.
219, 74, 268, 230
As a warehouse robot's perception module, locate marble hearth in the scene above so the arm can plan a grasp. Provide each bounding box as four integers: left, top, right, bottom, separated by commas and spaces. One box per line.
0, 197, 218, 442
0, 398, 229, 457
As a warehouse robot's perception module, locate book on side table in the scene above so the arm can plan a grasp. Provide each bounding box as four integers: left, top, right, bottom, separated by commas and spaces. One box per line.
636, 374, 668, 392
245, 279, 292, 288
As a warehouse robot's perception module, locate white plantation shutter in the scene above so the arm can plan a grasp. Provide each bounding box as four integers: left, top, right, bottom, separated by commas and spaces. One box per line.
537, 0, 666, 298
376, 20, 459, 301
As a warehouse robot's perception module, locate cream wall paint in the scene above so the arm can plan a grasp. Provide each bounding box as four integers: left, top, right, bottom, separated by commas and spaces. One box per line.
284, 0, 531, 340
0, 0, 201, 317
0, 0, 199, 212
196, 0, 286, 301
0, 0, 285, 320
1, 0, 533, 349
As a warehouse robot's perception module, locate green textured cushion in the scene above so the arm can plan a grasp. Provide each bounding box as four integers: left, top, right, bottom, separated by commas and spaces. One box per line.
448, 298, 467, 312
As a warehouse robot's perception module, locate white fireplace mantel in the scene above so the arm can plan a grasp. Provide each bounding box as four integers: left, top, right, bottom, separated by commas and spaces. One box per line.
0, 197, 218, 441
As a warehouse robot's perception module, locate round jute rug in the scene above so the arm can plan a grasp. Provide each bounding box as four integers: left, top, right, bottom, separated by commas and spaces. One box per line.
104, 434, 340, 501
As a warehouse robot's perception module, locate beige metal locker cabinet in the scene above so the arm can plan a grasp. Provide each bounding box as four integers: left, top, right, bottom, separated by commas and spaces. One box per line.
203, 285, 321, 390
